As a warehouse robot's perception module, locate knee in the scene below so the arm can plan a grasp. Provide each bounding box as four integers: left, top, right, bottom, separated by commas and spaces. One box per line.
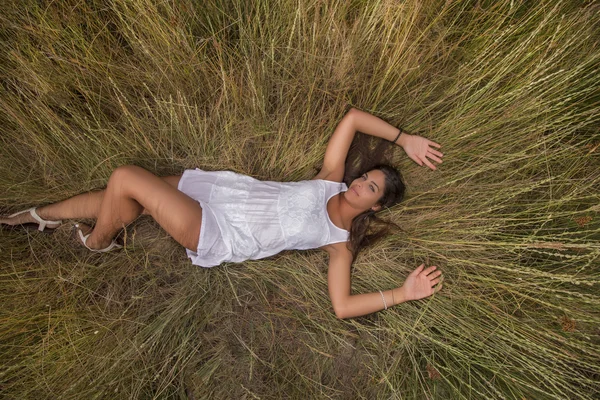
109, 165, 146, 183
107, 165, 148, 194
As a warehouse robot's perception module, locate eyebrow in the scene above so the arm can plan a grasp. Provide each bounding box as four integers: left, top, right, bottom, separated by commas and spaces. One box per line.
365, 172, 380, 192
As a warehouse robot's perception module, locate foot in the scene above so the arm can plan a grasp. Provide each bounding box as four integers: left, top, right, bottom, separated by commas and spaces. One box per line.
0, 207, 61, 230
73, 222, 115, 250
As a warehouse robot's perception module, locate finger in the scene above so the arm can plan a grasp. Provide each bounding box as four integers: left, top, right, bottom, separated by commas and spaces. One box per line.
423, 265, 437, 275
411, 155, 424, 167
422, 157, 437, 171
429, 270, 442, 279
426, 152, 443, 164
428, 140, 441, 149
428, 148, 444, 158
409, 263, 425, 277
430, 278, 441, 286
434, 283, 443, 293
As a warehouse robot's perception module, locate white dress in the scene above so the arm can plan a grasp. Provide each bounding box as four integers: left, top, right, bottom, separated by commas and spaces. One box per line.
177, 168, 350, 267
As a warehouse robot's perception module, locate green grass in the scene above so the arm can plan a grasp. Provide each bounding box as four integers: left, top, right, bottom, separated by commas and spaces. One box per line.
1, 0, 598, 398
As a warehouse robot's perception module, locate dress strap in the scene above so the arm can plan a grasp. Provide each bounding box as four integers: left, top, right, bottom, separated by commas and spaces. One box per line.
322, 180, 350, 245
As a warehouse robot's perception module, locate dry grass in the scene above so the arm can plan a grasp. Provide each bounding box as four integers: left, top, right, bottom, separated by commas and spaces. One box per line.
1, 0, 598, 398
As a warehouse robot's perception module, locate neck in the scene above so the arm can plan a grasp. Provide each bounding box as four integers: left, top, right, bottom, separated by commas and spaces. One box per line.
337, 191, 371, 228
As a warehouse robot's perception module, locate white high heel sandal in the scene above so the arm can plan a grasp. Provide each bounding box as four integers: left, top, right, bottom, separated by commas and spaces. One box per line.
74, 223, 123, 253
7, 207, 63, 232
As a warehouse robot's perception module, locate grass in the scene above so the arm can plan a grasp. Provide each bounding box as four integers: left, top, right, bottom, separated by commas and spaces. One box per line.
0, 0, 599, 398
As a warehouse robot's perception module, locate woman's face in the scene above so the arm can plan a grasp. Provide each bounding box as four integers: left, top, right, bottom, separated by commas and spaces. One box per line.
346, 169, 386, 212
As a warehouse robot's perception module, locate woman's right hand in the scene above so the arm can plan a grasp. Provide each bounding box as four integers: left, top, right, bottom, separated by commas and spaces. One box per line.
398, 264, 443, 302
397, 133, 443, 170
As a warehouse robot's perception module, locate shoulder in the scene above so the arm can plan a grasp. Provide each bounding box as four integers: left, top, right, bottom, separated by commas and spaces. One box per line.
320, 241, 352, 257
311, 169, 344, 183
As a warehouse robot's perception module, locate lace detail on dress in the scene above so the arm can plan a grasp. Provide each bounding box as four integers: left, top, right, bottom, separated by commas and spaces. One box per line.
278, 180, 326, 249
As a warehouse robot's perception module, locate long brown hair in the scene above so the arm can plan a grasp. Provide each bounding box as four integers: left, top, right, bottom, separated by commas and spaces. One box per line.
343, 132, 406, 258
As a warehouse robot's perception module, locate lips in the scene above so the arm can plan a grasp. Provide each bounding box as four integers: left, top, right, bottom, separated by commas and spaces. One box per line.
351, 187, 358, 195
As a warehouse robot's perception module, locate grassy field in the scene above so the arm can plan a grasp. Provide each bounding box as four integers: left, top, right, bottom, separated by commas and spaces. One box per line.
1, 0, 598, 398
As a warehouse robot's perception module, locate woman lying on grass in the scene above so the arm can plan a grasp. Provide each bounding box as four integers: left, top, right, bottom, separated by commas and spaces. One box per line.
1, 108, 444, 319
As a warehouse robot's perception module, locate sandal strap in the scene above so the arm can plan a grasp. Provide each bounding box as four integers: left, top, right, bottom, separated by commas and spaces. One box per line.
30, 208, 62, 231
8, 207, 63, 231
77, 226, 122, 253
98, 241, 123, 252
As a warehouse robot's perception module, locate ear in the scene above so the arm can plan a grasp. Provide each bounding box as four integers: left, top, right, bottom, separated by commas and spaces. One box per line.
371, 204, 382, 212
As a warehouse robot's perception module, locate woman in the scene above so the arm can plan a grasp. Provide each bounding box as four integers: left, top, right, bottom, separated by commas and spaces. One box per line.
1, 108, 444, 319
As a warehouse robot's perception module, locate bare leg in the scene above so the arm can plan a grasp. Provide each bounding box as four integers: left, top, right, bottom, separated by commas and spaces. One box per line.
39, 190, 104, 221
83, 170, 144, 249
0, 176, 181, 227
83, 165, 201, 251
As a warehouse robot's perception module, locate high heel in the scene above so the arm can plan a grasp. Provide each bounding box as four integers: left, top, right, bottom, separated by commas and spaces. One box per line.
7, 207, 62, 232
74, 224, 123, 253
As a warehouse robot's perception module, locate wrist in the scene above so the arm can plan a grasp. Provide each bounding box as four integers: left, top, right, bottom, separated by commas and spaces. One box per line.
392, 286, 407, 306
396, 131, 410, 148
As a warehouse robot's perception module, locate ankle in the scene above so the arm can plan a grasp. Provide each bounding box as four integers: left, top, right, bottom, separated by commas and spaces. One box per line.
36, 206, 52, 220
85, 233, 112, 250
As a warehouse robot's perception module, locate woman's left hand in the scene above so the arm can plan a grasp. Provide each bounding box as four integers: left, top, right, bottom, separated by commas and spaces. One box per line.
398, 133, 443, 170
400, 264, 443, 301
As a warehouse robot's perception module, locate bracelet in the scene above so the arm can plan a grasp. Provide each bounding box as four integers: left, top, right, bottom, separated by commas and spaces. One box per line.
379, 290, 388, 310
391, 128, 403, 144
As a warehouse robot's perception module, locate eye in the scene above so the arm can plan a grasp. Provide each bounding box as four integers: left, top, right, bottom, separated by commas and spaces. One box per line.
362, 174, 366, 180
370, 185, 374, 192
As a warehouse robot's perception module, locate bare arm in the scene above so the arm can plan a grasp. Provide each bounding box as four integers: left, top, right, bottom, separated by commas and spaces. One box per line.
314, 108, 443, 182
314, 108, 405, 182
325, 243, 443, 319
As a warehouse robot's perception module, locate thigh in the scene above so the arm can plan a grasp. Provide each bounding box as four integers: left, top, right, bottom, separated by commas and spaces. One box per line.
141, 175, 181, 215
161, 175, 182, 188
113, 166, 201, 251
